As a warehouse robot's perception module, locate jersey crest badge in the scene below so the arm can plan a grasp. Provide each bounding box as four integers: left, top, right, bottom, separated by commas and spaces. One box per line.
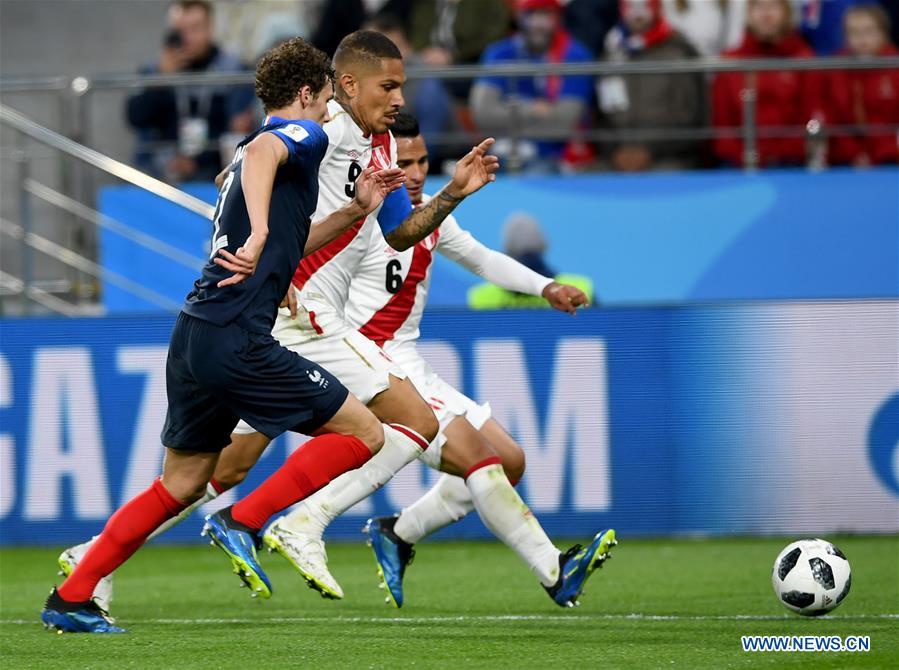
371, 145, 389, 170
280, 124, 310, 142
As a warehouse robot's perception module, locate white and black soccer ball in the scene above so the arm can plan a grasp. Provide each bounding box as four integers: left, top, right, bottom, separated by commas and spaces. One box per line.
772, 539, 851, 616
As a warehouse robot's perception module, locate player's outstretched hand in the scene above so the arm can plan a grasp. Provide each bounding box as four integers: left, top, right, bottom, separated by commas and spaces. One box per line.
542, 282, 589, 315
215, 232, 266, 287
354, 166, 406, 215
447, 138, 499, 198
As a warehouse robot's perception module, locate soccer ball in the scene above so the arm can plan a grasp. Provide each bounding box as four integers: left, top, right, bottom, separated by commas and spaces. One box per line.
771, 539, 851, 616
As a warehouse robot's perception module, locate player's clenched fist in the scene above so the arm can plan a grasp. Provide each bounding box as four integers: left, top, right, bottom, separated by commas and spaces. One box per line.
215, 232, 267, 287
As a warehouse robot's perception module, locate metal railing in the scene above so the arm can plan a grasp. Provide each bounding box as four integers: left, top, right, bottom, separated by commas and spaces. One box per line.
1, 104, 213, 217
3, 55, 897, 170
4, 55, 894, 92
1, 56, 897, 316
0, 103, 211, 316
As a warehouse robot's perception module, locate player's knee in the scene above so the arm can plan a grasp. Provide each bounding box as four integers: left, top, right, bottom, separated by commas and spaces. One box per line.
502, 446, 526, 484
408, 403, 439, 444
211, 464, 250, 491
167, 478, 209, 505
357, 415, 385, 453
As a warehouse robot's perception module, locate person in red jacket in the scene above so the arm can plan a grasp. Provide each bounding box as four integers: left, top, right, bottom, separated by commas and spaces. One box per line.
827, 4, 899, 166
712, 0, 823, 167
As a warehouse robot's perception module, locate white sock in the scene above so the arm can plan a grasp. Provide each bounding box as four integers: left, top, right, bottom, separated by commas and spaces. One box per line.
466, 462, 561, 587
393, 474, 474, 544
281, 423, 428, 539
147, 481, 220, 540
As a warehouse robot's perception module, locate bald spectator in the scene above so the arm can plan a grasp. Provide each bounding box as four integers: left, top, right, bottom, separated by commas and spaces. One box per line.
468, 213, 594, 309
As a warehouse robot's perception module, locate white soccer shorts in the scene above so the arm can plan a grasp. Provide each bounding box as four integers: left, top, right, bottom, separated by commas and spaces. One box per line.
233, 290, 407, 435
396, 352, 492, 469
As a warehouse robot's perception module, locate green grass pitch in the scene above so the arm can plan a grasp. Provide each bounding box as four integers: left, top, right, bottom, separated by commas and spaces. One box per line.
1, 535, 896, 669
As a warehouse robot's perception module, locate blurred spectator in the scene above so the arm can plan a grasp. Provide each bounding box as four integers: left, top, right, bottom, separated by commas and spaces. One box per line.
310, 0, 365, 57
661, 0, 746, 57
468, 212, 594, 309
469, 0, 594, 171
311, 0, 413, 56
712, 0, 823, 168
216, 1, 309, 64
878, 0, 899, 46
365, 13, 455, 159
799, 0, 868, 55
827, 4, 899, 166
126, 0, 255, 182
564, 0, 621, 56
599, 0, 706, 171
409, 0, 511, 99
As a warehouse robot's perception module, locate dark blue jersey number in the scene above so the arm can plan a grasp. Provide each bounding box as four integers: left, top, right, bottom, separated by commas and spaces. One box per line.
385, 259, 402, 294
345, 161, 363, 198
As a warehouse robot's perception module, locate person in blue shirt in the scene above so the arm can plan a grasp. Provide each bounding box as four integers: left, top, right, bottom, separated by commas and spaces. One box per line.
470, 0, 595, 169
40, 37, 405, 634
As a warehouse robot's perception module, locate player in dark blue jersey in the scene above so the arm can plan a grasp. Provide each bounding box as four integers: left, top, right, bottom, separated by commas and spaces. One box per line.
41, 37, 405, 634
180, 115, 328, 333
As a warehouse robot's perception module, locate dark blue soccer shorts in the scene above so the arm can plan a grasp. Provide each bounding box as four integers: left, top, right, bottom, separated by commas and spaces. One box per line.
161, 312, 350, 452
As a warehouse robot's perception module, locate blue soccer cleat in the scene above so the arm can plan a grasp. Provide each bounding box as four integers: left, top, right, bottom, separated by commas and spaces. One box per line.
363, 516, 415, 608
40, 588, 125, 634
202, 508, 273, 599
545, 529, 618, 608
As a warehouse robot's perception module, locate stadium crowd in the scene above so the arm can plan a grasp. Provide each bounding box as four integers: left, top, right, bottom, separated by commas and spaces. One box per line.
128, 0, 899, 180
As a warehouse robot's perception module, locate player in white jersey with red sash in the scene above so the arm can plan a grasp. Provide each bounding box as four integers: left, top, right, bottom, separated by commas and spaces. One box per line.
268, 113, 617, 609
59, 34, 613, 610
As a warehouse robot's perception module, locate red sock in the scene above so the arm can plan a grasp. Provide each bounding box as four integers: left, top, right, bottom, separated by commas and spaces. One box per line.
232, 433, 372, 530
58, 478, 186, 603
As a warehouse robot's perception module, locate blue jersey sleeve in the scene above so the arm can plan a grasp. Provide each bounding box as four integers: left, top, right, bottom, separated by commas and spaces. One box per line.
269, 121, 328, 165
376, 185, 412, 236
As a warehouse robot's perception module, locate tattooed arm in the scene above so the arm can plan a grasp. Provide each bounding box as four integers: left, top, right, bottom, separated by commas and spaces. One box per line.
385, 187, 465, 251
385, 138, 499, 251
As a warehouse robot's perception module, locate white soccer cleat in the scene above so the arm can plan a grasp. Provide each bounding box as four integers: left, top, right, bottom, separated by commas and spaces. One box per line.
262, 518, 344, 600
57, 538, 114, 613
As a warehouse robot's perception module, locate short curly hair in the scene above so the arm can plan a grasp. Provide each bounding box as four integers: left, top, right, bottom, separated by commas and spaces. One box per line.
255, 37, 334, 112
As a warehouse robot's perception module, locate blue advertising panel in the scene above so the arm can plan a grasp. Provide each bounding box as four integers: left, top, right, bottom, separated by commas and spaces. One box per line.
2, 303, 895, 545
98, 168, 899, 313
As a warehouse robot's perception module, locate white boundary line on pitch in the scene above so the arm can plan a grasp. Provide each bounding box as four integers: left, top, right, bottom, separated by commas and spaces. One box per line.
3, 613, 898, 625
